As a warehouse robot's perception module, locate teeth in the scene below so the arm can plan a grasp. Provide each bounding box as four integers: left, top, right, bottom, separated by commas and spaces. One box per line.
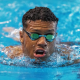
37, 50, 44, 52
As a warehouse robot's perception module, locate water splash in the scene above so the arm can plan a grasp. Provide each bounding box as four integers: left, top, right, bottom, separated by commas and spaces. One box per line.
0, 20, 11, 24
0, 44, 80, 68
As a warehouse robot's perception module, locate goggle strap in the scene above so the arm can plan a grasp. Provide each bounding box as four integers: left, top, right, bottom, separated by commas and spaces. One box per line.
39, 35, 46, 37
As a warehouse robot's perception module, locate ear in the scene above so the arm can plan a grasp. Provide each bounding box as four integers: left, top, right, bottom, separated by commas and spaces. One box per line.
19, 31, 23, 43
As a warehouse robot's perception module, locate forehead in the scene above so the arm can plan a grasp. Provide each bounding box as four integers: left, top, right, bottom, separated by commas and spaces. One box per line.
25, 20, 57, 31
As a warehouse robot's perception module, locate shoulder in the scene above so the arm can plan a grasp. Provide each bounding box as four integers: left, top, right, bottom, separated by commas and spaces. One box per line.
2, 45, 23, 59
60, 42, 80, 45
56, 43, 73, 54
57, 42, 80, 64
56, 43, 73, 60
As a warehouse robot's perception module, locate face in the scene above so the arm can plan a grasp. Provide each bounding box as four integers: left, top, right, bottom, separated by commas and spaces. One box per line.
20, 20, 57, 61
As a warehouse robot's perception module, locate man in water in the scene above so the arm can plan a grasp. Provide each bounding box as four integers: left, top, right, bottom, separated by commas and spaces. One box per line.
2, 7, 79, 63
19, 7, 59, 61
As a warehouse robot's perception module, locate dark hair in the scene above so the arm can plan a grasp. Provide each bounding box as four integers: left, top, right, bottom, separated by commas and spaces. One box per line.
22, 7, 58, 27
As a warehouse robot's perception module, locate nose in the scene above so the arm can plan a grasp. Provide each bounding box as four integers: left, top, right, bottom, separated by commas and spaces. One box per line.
37, 37, 47, 48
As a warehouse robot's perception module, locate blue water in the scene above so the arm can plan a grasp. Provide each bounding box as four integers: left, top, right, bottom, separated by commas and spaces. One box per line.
0, 0, 80, 80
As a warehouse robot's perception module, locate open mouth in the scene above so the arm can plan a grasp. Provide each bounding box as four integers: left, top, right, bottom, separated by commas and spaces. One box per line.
34, 49, 46, 58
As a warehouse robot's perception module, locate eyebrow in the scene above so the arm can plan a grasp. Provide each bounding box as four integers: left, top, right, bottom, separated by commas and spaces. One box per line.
30, 29, 54, 32
47, 29, 54, 32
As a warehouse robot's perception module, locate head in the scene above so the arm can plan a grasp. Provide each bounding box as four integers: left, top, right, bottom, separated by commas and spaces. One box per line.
20, 7, 58, 61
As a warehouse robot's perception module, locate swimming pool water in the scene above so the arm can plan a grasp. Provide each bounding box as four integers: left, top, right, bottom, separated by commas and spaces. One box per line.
0, 0, 80, 80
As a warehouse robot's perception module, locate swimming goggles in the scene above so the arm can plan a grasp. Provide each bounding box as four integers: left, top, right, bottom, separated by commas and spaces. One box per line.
23, 29, 55, 42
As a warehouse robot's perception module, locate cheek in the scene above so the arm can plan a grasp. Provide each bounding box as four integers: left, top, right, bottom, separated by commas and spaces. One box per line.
49, 42, 55, 49
23, 36, 36, 54
49, 40, 55, 53
22, 36, 30, 53
24, 39, 32, 50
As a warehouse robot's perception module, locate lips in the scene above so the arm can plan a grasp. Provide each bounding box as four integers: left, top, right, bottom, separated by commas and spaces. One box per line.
34, 49, 46, 58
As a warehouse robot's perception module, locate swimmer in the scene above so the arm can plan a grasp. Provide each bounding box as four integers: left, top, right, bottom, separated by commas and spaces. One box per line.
2, 7, 80, 64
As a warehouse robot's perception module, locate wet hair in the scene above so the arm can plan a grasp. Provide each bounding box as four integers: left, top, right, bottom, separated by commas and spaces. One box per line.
22, 7, 58, 27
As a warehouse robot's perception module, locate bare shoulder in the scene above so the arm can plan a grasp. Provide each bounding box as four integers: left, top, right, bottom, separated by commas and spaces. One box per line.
56, 42, 73, 60
58, 42, 80, 64
57, 42, 73, 54
2, 45, 23, 59
59, 41, 80, 55
60, 42, 80, 45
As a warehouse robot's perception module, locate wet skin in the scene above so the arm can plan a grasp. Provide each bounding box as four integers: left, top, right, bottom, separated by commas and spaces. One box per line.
2, 20, 80, 65
20, 20, 57, 61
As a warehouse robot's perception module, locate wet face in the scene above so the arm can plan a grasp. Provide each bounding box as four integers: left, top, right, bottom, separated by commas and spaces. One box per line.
20, 20, 57, 61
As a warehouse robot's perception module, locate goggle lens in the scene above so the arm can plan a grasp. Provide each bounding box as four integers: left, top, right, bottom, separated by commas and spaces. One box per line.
31, 33, 39, 39
46, 34, 54, 40
31, 33, 55, 41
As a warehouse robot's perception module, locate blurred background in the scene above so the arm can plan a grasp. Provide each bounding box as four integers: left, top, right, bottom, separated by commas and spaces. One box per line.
0, 0, 80, 47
